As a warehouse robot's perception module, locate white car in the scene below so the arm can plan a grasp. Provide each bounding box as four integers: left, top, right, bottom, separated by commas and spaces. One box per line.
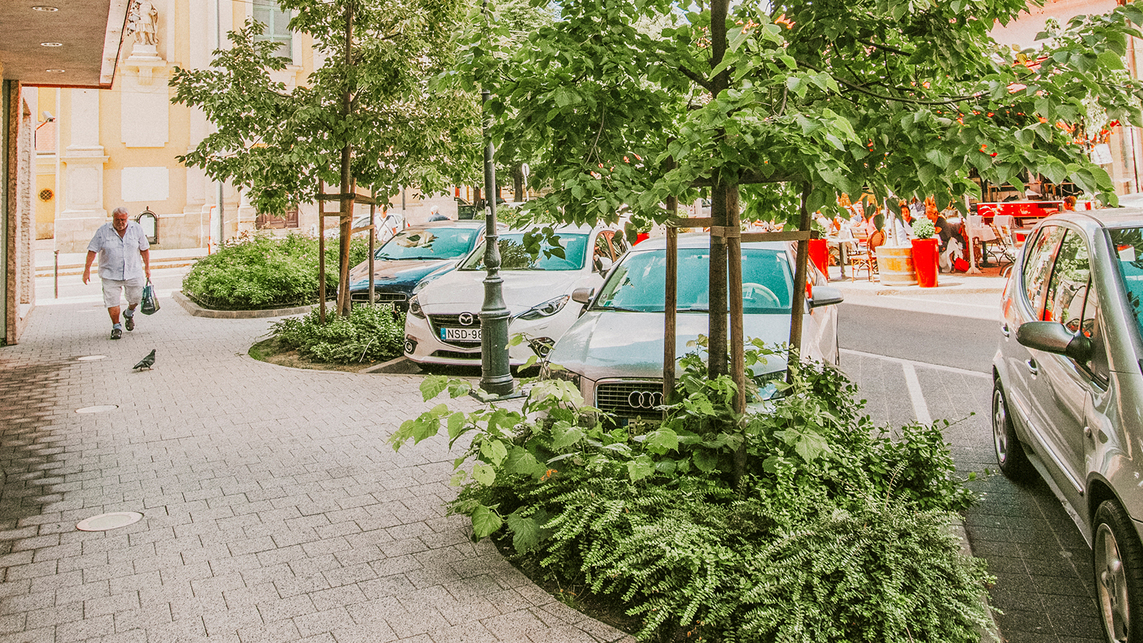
403, 225, 628, 367
543, 234, 842, 420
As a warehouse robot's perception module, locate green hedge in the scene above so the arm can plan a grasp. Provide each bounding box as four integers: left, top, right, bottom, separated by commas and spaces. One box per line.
182, 234, 369, 310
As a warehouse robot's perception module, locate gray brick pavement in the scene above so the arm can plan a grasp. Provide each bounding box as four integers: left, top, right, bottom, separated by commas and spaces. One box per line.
0, 301, 632, 642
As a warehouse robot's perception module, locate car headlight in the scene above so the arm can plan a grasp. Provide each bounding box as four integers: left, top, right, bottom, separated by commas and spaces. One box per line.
408, 295, 424, 318
517, 295, 570, 321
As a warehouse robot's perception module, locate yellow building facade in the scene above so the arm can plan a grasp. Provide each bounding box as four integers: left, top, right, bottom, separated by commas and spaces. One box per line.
33, 0, 456, 254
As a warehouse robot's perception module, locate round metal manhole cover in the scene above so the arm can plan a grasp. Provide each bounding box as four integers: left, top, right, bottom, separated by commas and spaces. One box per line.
75, 405, 118, 414
76, 512, 144, 532
76, 355, 107, 362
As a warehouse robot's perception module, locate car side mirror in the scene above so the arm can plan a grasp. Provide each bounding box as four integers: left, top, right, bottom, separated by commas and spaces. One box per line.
594, 256, 613, 273
1016, 321, 1093, 362
571, 287, 594, 305
808, 285, 844, 308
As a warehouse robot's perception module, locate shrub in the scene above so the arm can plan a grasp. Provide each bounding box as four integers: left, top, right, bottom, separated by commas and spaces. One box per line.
389, 345, 992, 641
182, 233, 369, 310
269, 304, 405, 363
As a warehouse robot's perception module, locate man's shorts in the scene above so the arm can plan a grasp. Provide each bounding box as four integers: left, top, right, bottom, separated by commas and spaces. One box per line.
101, 277, 145, 309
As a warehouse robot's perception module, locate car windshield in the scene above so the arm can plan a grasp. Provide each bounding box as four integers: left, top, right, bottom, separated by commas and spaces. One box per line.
1109, 227, 1143, 336
374, 227, 478, 260
459, 233, 589, 271
593, 247, 793, 314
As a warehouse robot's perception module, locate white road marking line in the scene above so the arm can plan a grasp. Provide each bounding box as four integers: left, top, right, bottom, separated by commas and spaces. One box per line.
901, 362, 932, 425
840, 348, 991, 379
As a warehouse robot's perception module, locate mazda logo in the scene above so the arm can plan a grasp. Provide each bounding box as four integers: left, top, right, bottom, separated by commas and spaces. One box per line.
458, 312, 475, 326
627, 390, 664, 410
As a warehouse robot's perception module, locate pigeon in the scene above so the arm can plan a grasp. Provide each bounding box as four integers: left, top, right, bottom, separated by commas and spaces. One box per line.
133, 349, 156, 371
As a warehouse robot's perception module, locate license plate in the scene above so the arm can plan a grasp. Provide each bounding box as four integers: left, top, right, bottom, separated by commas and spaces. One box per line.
442, 327, 481, 343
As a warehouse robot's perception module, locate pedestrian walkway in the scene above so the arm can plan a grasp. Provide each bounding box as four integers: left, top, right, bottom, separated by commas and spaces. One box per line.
35, 239, 207, 278
0, 299, 631, 642
827, 263, 1007, 321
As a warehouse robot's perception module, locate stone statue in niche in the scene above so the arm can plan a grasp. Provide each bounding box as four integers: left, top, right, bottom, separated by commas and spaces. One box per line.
127, 0, 159, 47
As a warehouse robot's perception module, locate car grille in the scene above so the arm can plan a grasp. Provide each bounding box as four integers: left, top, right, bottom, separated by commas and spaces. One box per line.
350, 291, 409, 307
596, 380, 665, 419
428, 314, 482, 345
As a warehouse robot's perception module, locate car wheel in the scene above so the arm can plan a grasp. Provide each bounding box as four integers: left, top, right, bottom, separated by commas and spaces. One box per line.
1094, 500, 1143, 643
992, 381, 1033, 481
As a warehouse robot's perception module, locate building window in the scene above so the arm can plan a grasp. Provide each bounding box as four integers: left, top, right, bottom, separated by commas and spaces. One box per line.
252, 0, 292, 61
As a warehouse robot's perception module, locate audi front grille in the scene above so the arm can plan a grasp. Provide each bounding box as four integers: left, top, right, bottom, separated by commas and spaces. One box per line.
595, 380, 665, 419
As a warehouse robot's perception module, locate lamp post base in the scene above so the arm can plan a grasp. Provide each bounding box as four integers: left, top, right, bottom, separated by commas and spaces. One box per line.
469, 387, 526, 403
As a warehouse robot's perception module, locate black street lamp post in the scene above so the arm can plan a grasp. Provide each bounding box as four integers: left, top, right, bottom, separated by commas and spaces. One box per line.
476, 88, 515, 398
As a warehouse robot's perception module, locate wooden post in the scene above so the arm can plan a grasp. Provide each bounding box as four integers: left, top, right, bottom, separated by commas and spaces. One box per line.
663, 196, 678, 408
727, 189, 744, 415
319, 180, 327, 325
709, 184, 729, 378
788, 184, 812, 373
368, 202, 376, 304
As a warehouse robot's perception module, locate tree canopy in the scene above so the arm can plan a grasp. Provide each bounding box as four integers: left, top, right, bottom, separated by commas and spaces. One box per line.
170, 0, 482, 217
475, 0, 1143, 227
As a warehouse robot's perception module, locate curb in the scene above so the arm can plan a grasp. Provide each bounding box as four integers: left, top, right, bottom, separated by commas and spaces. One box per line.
173, 291, 326, 319
950, 517, 1002, 643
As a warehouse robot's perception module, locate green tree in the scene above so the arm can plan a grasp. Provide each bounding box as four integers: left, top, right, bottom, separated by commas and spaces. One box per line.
471, 0, 1143, 378
171, 0, 482, 316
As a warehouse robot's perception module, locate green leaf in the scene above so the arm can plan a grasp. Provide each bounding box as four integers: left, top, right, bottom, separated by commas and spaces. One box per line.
645, 427, 679, 453
420, 375, 449, 401
471, 462, 496, 486
627, 455, 655, 481
505, 447, 545, 477
470, 504, 503, 539
446, 412, 467, 441
692, 450, 719, 473
551, 423, 586, 450
506, 511, 540, 553
480, 439, 509, 466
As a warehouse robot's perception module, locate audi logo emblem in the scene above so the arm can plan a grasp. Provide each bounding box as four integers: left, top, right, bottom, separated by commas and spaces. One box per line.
627, 390, 664, 409
458, 312, 475, 326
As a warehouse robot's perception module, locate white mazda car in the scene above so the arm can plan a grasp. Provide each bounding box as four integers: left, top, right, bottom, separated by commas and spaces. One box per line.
403, 224, 627, 367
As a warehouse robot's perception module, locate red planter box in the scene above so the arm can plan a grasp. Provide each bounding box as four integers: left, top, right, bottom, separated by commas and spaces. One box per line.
808, 238, 829, 278
912, 238, 939, 288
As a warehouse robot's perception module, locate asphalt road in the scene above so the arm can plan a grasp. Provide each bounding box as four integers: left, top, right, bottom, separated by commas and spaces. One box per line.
839, 302, 1105, 643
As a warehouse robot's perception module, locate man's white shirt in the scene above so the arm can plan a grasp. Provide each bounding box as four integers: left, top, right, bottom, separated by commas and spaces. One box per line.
88, 222, 149, 281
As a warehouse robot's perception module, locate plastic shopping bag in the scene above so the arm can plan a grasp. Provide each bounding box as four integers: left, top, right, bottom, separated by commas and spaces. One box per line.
140, 280, 160, 315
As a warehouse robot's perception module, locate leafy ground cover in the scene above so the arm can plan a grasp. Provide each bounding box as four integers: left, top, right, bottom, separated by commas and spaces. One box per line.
391, 343, 992, 642
182, 233, 369, 310
265, 304, 405, 365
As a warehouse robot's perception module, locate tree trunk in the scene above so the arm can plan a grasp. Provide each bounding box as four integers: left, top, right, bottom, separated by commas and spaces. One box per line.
513, 166, 524, 202
336, 0, 355, 318
707, 0, 731, 380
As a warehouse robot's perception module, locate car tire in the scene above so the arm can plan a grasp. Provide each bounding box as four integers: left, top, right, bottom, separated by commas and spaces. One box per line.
1094, 500, 1143, 643
992, 381, 1034, 481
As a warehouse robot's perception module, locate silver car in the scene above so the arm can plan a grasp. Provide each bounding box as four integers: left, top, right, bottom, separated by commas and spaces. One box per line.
544, 234, 843, 420
993, 208, 1143, 643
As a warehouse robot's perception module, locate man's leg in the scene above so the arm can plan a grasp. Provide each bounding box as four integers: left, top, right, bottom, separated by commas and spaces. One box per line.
122, 277, 144, 331
102, 279, 125, 339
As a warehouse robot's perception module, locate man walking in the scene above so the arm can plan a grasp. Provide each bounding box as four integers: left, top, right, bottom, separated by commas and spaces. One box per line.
83, 207, 151, 339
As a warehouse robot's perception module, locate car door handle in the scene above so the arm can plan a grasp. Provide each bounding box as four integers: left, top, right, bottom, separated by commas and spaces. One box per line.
1025, 359, 1038, 376
1001, 323, 1010, 338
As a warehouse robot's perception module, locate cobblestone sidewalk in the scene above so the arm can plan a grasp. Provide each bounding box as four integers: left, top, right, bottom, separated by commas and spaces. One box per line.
0, 301, 630, 643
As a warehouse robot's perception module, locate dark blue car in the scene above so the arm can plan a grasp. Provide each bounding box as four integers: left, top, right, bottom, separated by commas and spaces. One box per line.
347, 221, 495, 311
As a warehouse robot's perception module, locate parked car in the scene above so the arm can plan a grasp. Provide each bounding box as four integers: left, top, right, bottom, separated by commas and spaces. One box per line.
403, 224, 628, 366
992, 208, 1143, 643
542, 234, 842, 420
347, 220, 493, 310
326, 211, 406, 242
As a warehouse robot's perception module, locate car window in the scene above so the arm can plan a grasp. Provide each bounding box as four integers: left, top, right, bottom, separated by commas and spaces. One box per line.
1021, 225, 1065, 318
593, 247, 792, 314
459, 233, 589, 271
374, 227, 479, 260
611, 232, 629, 257
1108, 227, 1143, 346
1044, 231, 1090, 327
